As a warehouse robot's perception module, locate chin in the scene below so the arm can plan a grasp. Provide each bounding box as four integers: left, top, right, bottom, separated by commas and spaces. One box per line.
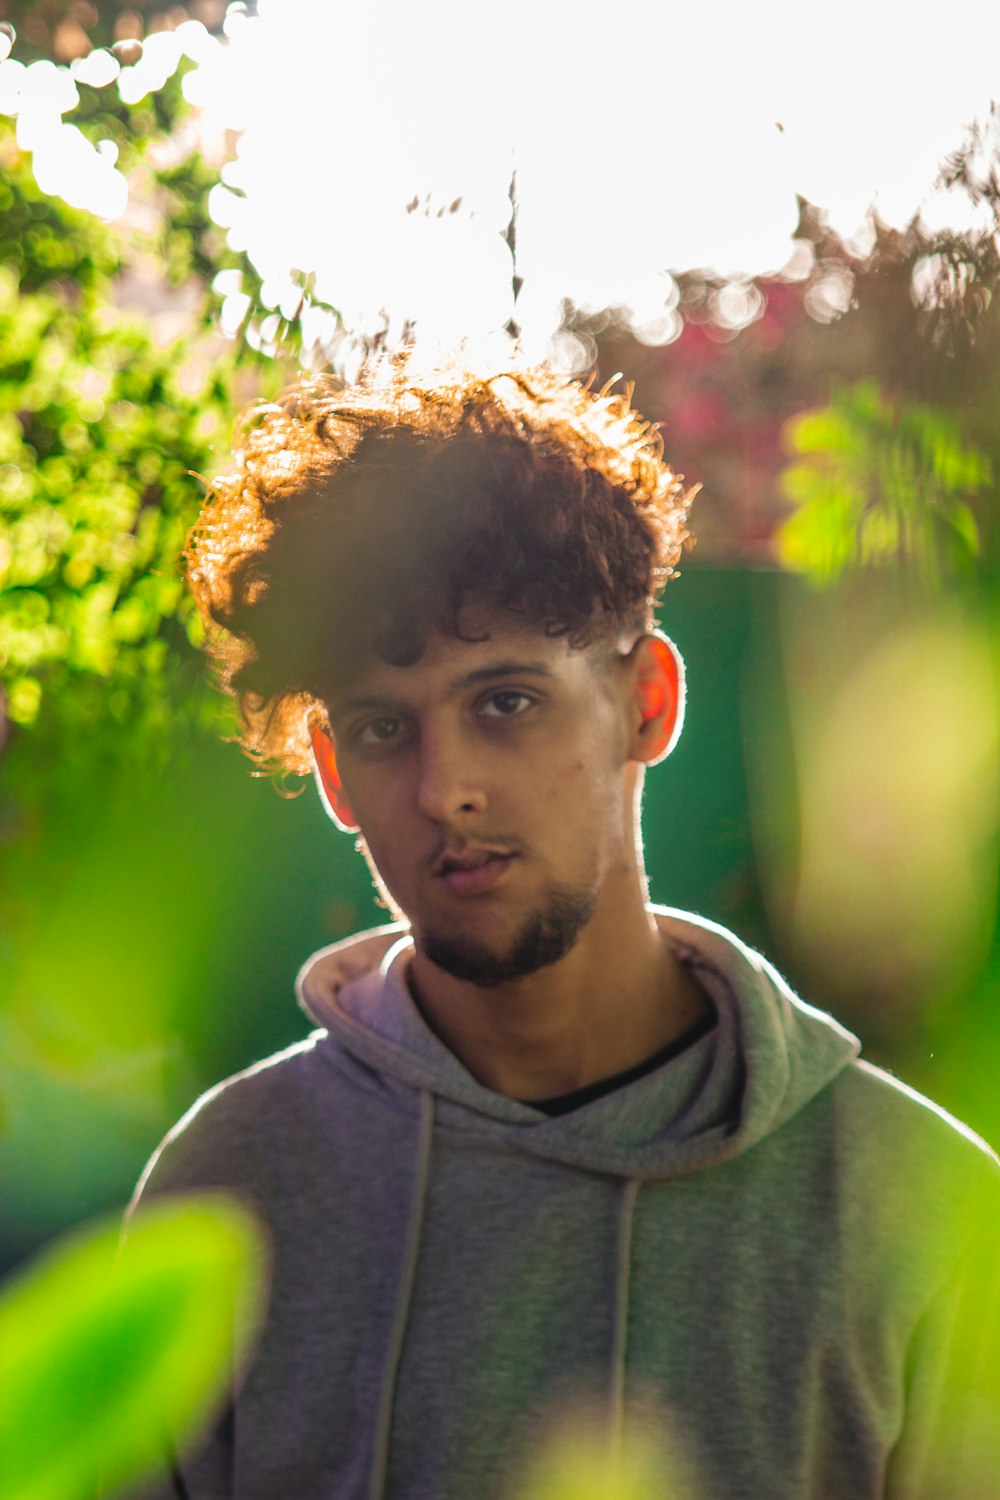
419, 881, 597, 988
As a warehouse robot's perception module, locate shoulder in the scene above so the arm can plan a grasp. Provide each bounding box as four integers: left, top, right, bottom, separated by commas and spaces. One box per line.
130, 1032, 333, 1206
833, 1056, 998, 1178
821, 1057, 1000, 1276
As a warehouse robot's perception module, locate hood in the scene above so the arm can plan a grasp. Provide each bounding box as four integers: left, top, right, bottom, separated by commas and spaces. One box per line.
296, 906, 859, 1182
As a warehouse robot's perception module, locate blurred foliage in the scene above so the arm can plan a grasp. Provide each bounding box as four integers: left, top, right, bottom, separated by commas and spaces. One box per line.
593, 108, 1000, 574
0, 1193, 267, 1500
777, 380, 989, 584
0, 116, 224, 752
518, 1417, 696, 1500
743, 576, 999, 1048
0, 0, 229, 65
0, 128, 118, 291
0, 45, 298, 770
927, 101, 1000, 346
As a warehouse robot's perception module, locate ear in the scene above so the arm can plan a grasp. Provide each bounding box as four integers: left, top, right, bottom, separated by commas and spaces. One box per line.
629, 631, 685, 766
311, 727, 359, 833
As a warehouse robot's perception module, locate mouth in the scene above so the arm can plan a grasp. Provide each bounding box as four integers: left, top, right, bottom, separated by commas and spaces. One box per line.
433, 847, 516, 896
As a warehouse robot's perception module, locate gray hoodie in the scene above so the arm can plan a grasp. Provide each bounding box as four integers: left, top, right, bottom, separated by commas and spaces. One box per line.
128, 907, 1000, 1499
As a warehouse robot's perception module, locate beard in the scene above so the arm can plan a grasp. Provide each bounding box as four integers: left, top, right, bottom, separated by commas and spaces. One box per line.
417, 879, 598, 988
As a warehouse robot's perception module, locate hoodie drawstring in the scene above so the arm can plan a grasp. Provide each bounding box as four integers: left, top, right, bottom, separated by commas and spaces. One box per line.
367, 1095, 639, 1496
608, 1178, 640, 1471
369, 1088, 435, 1500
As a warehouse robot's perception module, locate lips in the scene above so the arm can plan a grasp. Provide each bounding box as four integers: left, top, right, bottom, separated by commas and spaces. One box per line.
433, 847, 515, 896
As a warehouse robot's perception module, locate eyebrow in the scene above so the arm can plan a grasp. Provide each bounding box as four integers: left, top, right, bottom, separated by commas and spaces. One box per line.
453, 660, 554, 691
328, 661, 555, 719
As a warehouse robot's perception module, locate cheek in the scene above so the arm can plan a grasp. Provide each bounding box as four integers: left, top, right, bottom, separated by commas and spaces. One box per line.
542, 755, 625, 841
347, 763, 411, 827
347, 782, 415, 871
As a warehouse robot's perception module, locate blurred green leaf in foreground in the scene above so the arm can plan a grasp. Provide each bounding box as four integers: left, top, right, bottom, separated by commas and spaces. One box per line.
0, 1193, 269, 1500
518, 1410, 701, 1500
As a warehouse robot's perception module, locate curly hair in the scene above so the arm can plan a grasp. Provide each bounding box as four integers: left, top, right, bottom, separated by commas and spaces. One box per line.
184, 358, 697, 775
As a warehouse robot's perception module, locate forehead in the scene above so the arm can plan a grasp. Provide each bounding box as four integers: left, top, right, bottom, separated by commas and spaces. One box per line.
328, 606, 608, 713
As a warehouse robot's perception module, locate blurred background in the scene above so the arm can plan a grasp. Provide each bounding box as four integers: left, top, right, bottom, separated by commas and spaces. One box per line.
1, 0, 997, 1276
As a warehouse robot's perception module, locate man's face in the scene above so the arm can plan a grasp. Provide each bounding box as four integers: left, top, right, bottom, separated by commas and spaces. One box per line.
319, 604, 640, 987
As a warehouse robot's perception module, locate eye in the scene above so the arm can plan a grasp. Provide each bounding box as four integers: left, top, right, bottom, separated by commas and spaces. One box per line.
479, 691, 533, 719
356, 715, 405, 746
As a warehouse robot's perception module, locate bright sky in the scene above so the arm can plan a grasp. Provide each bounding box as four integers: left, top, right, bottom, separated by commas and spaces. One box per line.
3, 0, 999, 365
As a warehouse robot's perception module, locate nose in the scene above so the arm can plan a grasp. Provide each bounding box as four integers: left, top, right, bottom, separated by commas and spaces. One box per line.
416, 725, 487, 823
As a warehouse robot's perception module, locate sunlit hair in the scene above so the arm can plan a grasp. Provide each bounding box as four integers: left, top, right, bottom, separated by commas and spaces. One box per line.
185, 357, 697, 775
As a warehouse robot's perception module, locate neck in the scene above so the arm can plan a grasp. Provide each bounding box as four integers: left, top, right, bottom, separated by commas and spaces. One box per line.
406, 876, 711, 1101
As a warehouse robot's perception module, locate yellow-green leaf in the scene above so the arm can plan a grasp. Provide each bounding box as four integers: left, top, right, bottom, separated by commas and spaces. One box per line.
0, 1194, 269, 1500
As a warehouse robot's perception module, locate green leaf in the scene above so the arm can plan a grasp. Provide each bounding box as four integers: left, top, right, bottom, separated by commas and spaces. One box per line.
0, 1195, 269, 1500
946, 499, 982, 557
784, 408, 854, 456
776, 380, 992, 585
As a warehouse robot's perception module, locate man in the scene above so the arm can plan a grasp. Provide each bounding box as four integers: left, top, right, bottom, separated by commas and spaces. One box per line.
130, 360, 1000, 1499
